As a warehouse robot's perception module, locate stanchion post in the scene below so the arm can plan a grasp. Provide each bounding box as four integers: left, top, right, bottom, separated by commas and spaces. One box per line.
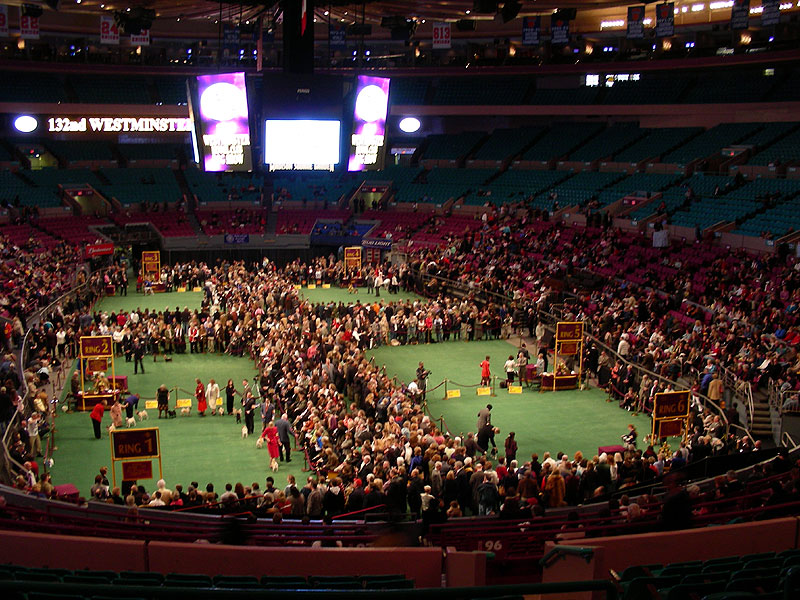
491, 375, 496, 397
443, 378, 448, 400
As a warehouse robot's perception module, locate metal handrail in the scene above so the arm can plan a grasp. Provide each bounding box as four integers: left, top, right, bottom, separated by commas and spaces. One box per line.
2, 266, 111, 482
782, 431, 799, 450
720, 363, 754, 430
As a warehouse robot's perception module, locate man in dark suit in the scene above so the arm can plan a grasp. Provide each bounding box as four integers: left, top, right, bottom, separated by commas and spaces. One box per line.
133, 339, 145, 374
243, 393, 256, 435
275, 413, 293, 462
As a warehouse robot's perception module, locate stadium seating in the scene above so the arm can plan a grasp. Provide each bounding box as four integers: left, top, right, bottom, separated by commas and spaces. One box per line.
37, 215, 108, 246
153, 76, 189, 105
196, 209, 268, 235
274, 208, 351, 235
98, 168, 182, 206
421, 131, 486, 161
748, 128, 800, 166
614, 128, 703, 163
470, 126, 544, 162
548, 171, 626, 207
43, 140, 115, 164
431, 77, 530, 105
566, 123, 647, 162
361, 208, 433, 239
0, 71, 65, 103
0, 222, 62, 251
519, 123, 605, 162
682, 70, 771, 104
661, 123, 763, 165
389, 77, 430, 105
273, 171, 359, 206
528, 87, 599, 105
118, 144, 183, 163
112, 209, 196, 237
69, 75, 152, 105
602, 75, 691, 105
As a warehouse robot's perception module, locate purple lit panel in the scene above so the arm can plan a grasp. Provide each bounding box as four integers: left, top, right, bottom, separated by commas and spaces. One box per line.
196, 71, 252, 172
348, 75, 390, 172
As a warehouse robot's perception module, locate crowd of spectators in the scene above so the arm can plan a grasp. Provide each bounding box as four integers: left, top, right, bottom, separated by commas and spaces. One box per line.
5, 203, 800, 525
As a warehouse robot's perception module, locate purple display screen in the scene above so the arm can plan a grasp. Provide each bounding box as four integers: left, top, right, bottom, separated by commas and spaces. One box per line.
196, 72, 252, 172
348, 75, 390, 171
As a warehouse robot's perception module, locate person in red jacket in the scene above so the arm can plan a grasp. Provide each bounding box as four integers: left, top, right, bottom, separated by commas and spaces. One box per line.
195, 378, 207, 416
480, 356, 491, 386
90, 400, 107, 439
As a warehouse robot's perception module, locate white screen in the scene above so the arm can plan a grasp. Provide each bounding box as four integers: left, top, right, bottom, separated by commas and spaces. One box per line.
264, 119, 341, 166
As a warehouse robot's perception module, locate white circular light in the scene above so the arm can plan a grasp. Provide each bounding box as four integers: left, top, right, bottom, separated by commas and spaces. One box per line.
200, 82, 247, 122
14, 115, 38, 133
398, 117, 421, 133
354, 84, 388, 123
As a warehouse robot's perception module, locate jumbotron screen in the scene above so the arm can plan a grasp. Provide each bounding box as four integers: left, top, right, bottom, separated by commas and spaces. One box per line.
348, 75, 390, 171
264, 119, 341, 170
191, 72, 252, 172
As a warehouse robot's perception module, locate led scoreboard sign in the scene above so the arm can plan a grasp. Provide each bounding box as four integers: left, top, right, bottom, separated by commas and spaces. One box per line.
47, 116, 192, 134
348, 75, 390, 172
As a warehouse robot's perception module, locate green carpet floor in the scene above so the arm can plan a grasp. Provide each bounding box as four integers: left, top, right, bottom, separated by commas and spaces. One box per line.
299, 285, 423, 305
50, 286, 650, 496
368, 340, 652, 462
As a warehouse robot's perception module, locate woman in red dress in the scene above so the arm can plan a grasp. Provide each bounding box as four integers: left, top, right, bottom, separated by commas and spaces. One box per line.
265, 421, 280, 472
195, 378, 207, 416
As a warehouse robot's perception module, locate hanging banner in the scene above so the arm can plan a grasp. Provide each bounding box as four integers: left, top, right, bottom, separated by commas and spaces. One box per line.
627, 5, 646, 39
761, 0, 780, 26
20, 14, 39, 40
100, 15, 120, 45
0, 6, 8, 37
550, 18, 569, 45
655, 2, 675, 37
731, 0, 750, 30
432, 22, 451, 49
521, 16, 540, 46
130, 29, 150, 46
329, 23, 346, 48
223, 24, 240, 58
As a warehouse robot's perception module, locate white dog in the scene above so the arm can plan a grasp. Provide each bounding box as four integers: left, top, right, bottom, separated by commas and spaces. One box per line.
125, 417, 136, 428
241, 425, 249, 439
180, 407, 191, 416
217, 407, 224, 416
137, 410, 148, 421
255, 437, 263, 449
107, 424, 115, 435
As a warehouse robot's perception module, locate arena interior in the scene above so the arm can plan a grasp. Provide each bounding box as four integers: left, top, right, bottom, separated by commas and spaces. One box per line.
3, 0, 800, 597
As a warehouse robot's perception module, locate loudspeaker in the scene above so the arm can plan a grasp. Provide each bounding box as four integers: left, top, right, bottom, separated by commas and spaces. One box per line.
473, 0, 498, 13
456, 19, 477, 31
348, 23, 372, 36
554, 8, 577, 20
21, 4, 43, 18
500, 0, 522, 23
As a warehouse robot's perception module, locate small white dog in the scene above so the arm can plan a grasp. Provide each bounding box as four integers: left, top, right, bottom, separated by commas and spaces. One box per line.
217, 407, 224, 416
180, 407, 190, 416
241, 425, 249, 439
255, 437, 263, 449
126, 417, 136, 428
107, 424, 116, 435
137, 410, 148, 421
233, 408, 242, 423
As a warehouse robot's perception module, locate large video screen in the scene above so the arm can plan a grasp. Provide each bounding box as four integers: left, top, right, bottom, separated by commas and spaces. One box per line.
194, 72, 252, 172
348, 75, 390, 171
264, 119, 341, 170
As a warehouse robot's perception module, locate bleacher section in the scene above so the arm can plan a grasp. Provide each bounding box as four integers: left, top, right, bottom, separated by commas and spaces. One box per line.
37, 215, 108, 246
118, 143, 184, 163
186, 169, 265, 204
464, 168, 572, 208
567, 123, 646, 162
519, 123, 605, 162
196, 209, 268, 235
389, 78, 429, 105
661, 122, 762, 165
683, 70, 772, 104
421, 131, 485, 161
0, 222, 62, 251
613, 127, 702, 163
397, 167, 494, 206
275, 208, 351, 235
112, 210, 195, 237
410, 214, 482, 247
528, 87, 599, 105
470, 126, 544, 162
431, 77, 529, 105
749, 128, 800, 166
602, 75, 691, 105
69, 75, 152, 105
43, 140, 115, 163
361, 209, 433, 240
272, 171, 358, 206
0, 71, 65, 103
154, 76, 189, 105
549, 171, 625, 207
99, 168, 182, 206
